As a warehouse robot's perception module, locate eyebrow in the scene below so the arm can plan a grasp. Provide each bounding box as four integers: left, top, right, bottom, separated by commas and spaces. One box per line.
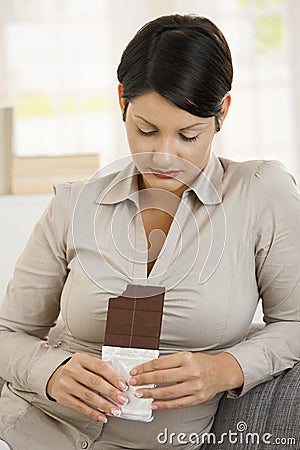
133, 115, 206, 131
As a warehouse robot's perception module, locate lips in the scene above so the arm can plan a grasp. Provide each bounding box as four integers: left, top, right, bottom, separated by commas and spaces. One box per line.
150, 168, 180, 179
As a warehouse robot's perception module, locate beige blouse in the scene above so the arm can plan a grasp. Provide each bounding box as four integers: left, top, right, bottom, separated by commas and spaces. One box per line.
0, 152, 300, 450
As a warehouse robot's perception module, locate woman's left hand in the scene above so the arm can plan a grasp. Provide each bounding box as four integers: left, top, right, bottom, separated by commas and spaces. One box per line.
128, 351, 244, 410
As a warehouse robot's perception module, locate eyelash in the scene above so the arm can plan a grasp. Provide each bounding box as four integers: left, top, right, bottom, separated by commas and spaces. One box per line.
136, 128, 199, 143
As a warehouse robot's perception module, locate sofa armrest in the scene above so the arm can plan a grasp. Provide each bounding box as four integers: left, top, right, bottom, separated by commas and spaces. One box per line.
204, 361, 300, 449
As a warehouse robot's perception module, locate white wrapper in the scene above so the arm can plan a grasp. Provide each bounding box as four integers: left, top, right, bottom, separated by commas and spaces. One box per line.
102, 345, 159, 422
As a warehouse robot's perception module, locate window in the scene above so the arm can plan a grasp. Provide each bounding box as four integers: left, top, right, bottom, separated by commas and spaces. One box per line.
0, 0, 113, 193
176, 0, 299, 181
2, 0, 114, 157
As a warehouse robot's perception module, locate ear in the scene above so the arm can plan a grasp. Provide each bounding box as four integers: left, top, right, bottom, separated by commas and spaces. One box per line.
118, 83, 126, 115
218, 93, 231, 128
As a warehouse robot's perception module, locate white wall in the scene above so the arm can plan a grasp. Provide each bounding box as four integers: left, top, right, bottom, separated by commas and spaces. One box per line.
0, 194, 52, 299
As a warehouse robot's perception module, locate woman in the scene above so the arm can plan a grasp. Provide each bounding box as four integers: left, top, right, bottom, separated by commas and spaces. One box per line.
0, 14, 299, 450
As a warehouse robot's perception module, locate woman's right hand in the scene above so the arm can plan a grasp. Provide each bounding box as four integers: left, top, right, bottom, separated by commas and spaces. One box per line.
46, 352, 129, 423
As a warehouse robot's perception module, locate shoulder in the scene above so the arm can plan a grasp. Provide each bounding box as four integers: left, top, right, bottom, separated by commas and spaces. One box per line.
219, 156, 284, 178
219, 157, 299, 228
219, 156, 297, 194
51, 166, 128, 205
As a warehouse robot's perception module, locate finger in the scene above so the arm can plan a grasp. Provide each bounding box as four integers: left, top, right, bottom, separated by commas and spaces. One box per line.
53, 362, 129, 409
59, 368, 129, 409
77, 367, 129, 405
54, 375, 126, 418
130, 352, 192, 376
59, 392, 108, 422
74, 382, 126, 417
129, 367, 183, 387
74, 353, 128, 391
133, 381, 193, 401
151, 395, 198, 410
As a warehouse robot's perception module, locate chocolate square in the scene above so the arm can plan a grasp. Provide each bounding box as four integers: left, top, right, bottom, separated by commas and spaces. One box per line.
104, 284, 165, 350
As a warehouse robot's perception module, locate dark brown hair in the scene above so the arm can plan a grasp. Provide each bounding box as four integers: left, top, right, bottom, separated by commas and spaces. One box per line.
117, 14, 233, 130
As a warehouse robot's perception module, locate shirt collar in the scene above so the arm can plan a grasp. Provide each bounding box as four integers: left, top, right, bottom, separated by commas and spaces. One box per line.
95, 161, 140, 205
186, 151, 223, 205
96, 152, 223, 206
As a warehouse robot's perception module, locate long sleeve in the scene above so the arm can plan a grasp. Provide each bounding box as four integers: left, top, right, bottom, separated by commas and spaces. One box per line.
0, 183, 74, 399
226, 160, 300, 397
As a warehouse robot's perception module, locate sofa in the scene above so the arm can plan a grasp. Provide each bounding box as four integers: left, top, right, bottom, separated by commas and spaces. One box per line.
204, 360, 300, 449
0, 323, 299, 450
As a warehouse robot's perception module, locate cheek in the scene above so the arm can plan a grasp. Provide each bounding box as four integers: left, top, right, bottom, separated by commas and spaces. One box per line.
183, 140, 212, 170
126, 133, 154, 170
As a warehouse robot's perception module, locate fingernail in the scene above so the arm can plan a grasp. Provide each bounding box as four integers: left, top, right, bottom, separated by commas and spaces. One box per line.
117, 394, 129, 405
151, 404, 158, 410
128, 377, 137, 385
130, 368, 137, 376
110, 408, 122, 417
98, 415, 108, 423
134, 391, 143, 398
118, 380, 128, 391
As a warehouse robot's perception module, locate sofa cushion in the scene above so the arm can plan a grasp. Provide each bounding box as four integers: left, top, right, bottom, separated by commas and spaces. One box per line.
204, 362, 300, 449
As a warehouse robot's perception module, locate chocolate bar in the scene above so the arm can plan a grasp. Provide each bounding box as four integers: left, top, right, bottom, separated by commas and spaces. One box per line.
104, 284, 165, 350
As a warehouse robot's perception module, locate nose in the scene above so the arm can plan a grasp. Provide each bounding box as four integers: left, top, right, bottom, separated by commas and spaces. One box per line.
152, 136, 177, 168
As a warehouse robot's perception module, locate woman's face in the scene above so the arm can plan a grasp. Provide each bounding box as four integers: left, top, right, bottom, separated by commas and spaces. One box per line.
119, 89, 229, 197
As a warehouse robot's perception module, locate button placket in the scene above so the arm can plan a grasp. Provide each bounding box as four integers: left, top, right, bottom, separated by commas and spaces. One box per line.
131, 204, 148, 281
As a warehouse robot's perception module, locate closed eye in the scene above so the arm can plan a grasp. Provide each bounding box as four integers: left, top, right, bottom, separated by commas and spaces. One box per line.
136, 127, 157, 137
179, 133, 199, 143
136, 127, 199, 143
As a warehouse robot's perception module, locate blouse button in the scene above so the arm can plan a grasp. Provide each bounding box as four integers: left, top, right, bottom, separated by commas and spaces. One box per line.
81, 441, 89, 449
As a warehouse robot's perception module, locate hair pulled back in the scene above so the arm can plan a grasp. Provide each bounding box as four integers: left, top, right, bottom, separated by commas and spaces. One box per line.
117, 14, 233, 127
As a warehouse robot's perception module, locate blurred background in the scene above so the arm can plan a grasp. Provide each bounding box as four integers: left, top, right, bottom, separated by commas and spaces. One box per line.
1, 0, 300, 192
0, 0, 299, 315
